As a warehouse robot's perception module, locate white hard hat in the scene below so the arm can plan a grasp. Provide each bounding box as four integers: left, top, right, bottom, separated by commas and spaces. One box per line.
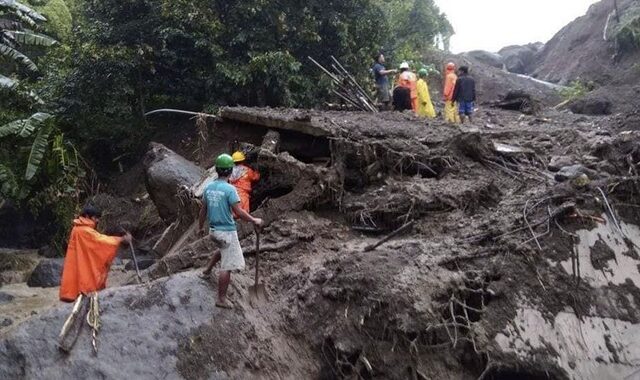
399, 62, 409, 69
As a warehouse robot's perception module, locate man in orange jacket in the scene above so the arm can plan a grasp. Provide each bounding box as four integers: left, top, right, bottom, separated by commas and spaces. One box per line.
443, 62, 461, 124
229, 151, 260, 214
59, 205, 132, 302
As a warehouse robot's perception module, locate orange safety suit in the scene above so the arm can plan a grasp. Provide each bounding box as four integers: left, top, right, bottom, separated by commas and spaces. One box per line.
229, 163, 261, 213
398, 71, 418, 112
443, 67, 460, 123
59, 217, 123, 302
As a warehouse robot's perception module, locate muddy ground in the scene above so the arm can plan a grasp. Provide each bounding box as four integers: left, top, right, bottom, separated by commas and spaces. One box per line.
2, 104, 640, 379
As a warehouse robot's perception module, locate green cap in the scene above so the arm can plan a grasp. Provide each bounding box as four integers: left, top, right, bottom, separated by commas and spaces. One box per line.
215, 154, 234, 169
418, 68, 428, 77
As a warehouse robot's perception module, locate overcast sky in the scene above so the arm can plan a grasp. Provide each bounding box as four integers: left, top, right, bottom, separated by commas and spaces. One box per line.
435, 0, 600, 53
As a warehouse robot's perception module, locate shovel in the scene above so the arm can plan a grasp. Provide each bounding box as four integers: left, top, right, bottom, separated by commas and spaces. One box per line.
248, 228, 267, 306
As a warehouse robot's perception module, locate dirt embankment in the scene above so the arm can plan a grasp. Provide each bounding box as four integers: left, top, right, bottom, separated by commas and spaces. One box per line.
2, 105, 640, 379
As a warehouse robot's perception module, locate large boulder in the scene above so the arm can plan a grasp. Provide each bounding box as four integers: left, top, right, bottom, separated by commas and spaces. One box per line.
569, 97, 613, 115
26, 258, 64, 288
498, 43, 543, 74
144, 143, 205, 222
463, 50, 504, 69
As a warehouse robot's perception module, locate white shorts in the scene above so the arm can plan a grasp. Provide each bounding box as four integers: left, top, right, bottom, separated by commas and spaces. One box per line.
211, 230, 245, 272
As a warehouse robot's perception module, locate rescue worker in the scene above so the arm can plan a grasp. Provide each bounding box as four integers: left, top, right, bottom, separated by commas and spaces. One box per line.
397, 62, 418, 112
392, 85, 413, 112
59, 205, 132, 302
199, 154, 263, 309
229, 151, 260, 214
443, 62, 461, 124
372, 53, 397, 109
452, 65, 476, 123
416, 68, 436, 118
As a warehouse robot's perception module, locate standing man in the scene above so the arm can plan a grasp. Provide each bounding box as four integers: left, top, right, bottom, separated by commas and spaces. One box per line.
199, 153, 263, 309
59, 205, 132, 302
397, 62, 418, 112
443, 62, 461, 124
230, 151, 260, 214
416, 69, 436, 118
452, 66, 476, 123
372, 53, 397, 110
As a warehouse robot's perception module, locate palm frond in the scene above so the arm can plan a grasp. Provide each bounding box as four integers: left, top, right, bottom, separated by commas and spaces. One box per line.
0, 1, 47, 24
25, 123, 51, 180
7, 30, 57, 47
0, 42, 38, 71
0, 112, 52, 138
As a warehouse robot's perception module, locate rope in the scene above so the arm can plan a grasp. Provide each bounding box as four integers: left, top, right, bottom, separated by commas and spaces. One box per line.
86, 292, 100, 354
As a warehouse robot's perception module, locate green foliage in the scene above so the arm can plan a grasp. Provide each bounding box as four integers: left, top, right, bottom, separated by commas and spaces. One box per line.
559, 80, 596, 101
24, 0, 73, 41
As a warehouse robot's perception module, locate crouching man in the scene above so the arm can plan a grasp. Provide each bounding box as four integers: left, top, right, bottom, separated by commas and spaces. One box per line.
199, 153, 263, 309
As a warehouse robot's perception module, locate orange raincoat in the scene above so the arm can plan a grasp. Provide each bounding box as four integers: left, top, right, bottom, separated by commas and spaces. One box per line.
59, 217, 123, 302
229, 163, 261, 213
398, 71, 418, 111
443, 67, 460, 123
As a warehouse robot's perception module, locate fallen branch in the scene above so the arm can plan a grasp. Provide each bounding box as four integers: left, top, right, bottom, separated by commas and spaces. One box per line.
363, 220, 415, 252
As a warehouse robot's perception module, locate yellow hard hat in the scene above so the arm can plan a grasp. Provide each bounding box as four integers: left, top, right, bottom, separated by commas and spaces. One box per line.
231, 151, 246, 162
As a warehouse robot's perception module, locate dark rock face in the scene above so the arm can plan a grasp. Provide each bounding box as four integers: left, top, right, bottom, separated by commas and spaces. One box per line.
569, 98, 613, 115
26, 259, 64, 288
498, 43, 543, 74
463, 50, 505, 69
144, 143, 205, 222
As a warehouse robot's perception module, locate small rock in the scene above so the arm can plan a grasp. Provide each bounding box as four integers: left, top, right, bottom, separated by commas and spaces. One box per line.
27, 258, 64, 288
555, 165, 592, 182
1, 318, 12, 327
548, 156, 573, 172
571, 174, 590, 188
0, 292, 14, 304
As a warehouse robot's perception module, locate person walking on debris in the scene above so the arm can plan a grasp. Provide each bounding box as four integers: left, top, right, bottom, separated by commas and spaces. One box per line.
452, 66, 476, 123
229, 151, 260, 215
59, 205, 132, 302
443, 62, 461, 124
372, 53, 397, 109
199, 154, 263, 309
416, 68, 436, 118
397, 61, 418, 112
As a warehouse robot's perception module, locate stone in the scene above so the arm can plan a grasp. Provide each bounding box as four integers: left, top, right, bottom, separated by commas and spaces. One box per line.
571, 174, 591, 188
498, 43, 543, 74
0, 292, 14, 304
569, 98, 613, 115
143, 143, 205, 222
26, 258, 64, 288
554, 165, 594, 182
1, 318, 12, 327
548, 156, 574, 172
463, 50, 505, 69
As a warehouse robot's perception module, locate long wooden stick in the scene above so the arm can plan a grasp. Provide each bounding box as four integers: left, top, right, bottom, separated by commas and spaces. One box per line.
363, 220, 415, 252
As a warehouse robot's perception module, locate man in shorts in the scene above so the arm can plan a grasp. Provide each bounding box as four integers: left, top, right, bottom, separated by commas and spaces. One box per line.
372, 52, 397, 109
199, 153, 263, 309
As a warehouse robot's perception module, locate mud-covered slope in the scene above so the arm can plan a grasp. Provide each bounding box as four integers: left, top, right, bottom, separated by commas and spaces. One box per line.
533, 0, 640, 86
3, 107, 640, 379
